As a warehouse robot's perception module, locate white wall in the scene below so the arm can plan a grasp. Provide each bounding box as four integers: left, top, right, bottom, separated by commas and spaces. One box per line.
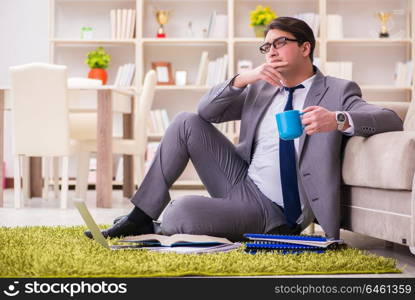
0, 0, 49, 85
0, 0, 50, 177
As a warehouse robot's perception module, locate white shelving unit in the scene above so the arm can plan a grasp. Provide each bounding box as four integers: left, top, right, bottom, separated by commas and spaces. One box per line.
50, 0, 415, 186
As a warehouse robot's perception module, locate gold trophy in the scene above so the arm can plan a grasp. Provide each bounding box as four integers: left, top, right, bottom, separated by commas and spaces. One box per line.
376, 12, 392, 38
155, 10, 171, 38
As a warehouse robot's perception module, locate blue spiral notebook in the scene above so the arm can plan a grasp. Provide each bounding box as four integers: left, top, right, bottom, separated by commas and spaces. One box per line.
244, 240, 326, 254
244, 233, 344, 248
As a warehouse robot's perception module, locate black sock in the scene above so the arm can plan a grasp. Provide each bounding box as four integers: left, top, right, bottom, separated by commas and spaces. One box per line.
127, 206, 153, 227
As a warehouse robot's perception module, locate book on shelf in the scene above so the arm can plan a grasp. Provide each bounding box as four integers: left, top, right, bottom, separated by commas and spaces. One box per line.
154, 109, 164, 133
395, 60, 413, 86
116, 9, 122, 39
205, 54, 229, 86
114, 63, 135, 86
325, 61, 353, 81
206, 11, 228, 38
207, 11, 216, 38
327, 14, 343, 39
130, 9, 136, 39
110, 9, 136, 39
148, 109, 169, 134
219, 54, 228, 83
110, 10, 116, 39
121, 9, 127, 39
160, 110, 170, 131
293, 12, 320, 39
196, 51, 209, 85
123, 9, 135, 39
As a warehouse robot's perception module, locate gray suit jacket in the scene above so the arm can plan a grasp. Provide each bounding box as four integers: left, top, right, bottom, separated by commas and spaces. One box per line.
197, 67, 403, 239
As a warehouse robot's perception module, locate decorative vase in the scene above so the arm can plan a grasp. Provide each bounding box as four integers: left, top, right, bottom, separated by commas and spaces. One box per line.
88, 68, 107, 85
253, 25, 266, 38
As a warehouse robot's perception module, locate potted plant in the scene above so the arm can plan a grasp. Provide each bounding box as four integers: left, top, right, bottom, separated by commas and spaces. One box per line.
85, 46, 111, 84
249, 5, 277, 38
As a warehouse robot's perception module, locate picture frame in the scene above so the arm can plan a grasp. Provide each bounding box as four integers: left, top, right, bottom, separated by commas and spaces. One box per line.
151, 61, 174, 85
175, 70, 187, 86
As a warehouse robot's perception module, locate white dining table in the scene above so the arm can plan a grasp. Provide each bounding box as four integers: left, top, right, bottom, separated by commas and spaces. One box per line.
0, 86, 135, 208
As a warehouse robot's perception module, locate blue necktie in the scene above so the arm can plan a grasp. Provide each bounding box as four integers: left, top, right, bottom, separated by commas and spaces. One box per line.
279, 84, 304, 228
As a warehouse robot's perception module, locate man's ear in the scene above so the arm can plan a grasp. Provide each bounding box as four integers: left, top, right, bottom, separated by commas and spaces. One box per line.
302, 42, 311, 58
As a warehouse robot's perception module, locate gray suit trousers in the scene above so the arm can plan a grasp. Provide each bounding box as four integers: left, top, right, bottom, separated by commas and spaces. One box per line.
131, 112, 286, 241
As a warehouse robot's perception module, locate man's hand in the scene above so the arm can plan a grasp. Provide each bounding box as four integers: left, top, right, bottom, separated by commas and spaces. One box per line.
233, 60, 288, 88
301, 106, 341, 135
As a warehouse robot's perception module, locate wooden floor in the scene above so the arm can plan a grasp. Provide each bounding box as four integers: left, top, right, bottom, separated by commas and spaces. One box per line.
0, 188, 414, 277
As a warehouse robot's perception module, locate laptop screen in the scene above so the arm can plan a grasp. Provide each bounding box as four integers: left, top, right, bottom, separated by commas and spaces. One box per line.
74, 200, 110, 249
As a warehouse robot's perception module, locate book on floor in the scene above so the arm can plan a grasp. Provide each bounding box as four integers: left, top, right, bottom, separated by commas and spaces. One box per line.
117, 233, 233, 247
136, 243, 242, 254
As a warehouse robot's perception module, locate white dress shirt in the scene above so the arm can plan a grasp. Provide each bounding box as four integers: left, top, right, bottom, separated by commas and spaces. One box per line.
244, 75, 354, 224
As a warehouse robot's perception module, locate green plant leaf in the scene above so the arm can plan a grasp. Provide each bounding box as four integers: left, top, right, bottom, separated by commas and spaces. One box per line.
85, 46, 111, 69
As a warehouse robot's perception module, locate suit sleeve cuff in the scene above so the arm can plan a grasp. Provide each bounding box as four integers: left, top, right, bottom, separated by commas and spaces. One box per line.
342, 111, 355, 135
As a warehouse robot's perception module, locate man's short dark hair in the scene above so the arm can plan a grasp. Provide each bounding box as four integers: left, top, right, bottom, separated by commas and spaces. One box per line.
264, 17, 315, 62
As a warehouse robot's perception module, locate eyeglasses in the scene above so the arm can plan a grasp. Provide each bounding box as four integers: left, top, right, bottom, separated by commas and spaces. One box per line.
259, 37, 299, 54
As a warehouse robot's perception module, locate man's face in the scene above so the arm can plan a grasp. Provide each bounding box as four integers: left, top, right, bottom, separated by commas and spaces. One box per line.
263, 29, 311, 75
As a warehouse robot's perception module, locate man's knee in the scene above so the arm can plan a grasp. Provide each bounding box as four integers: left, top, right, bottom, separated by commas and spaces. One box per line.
160, 196, 202, 235
171, 112, 205, 127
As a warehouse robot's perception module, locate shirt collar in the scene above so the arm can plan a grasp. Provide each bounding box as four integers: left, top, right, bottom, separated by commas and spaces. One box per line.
279, 74, 316, 93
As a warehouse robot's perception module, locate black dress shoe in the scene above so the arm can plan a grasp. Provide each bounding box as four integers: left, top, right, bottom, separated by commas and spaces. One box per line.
113, 215, 127, 224
84, 216, 154, 239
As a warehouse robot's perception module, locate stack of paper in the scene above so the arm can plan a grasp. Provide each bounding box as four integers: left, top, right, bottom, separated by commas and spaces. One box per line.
110, 9, 136, 39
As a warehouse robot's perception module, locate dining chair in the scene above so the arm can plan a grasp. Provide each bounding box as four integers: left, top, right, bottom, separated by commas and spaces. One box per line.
10, 63, 89, 208
75, 70, 157, 200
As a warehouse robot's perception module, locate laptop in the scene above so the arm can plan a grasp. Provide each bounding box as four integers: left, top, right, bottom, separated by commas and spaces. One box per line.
74, 200, 142, 250
74, 200, 242, 254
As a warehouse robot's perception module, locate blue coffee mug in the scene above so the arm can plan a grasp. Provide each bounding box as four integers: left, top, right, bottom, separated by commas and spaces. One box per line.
275, 110, 305, 140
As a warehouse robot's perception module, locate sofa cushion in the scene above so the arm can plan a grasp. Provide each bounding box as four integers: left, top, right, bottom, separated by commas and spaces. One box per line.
342, 131, 415, 190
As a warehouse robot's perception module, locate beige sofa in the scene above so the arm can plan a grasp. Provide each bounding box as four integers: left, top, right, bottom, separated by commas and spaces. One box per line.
341, 100, 415, 255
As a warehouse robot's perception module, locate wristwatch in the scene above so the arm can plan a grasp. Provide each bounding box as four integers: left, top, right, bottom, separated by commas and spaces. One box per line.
335, 111, 346, 131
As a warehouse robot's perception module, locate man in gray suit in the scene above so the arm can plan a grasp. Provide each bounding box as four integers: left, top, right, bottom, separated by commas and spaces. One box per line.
85, 17, 403, 241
